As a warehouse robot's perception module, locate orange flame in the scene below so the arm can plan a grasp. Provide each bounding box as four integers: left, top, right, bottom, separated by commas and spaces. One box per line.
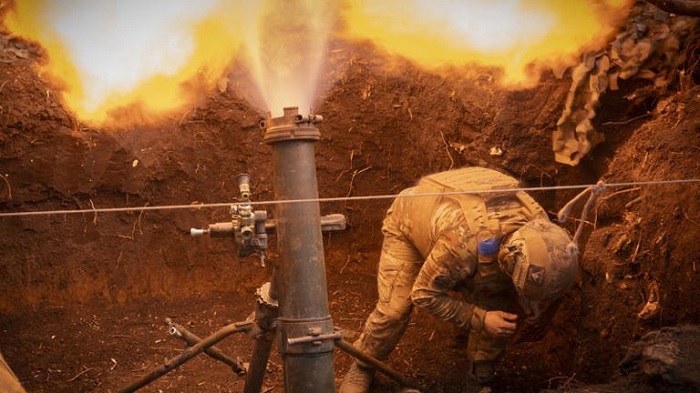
341, 0, 632, 85
4, 0, 245, 126
3, 0, 632, 127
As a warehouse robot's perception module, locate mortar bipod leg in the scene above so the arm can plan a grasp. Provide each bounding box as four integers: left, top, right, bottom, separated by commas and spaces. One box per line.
166, 318, 246, 374
117, 321, 253, 393
244, 280, 279, 393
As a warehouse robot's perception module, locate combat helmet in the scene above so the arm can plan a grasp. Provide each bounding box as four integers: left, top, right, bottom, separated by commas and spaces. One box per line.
497, 219, 578, 301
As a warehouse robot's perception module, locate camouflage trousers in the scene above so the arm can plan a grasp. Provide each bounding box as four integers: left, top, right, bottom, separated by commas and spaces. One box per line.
352, 217, 422, 362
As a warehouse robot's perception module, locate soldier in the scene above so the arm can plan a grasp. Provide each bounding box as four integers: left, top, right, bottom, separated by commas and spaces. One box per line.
340, 167, 578, 392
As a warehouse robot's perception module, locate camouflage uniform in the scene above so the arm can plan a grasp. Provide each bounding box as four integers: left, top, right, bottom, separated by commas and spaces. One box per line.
353, 167, 548, 366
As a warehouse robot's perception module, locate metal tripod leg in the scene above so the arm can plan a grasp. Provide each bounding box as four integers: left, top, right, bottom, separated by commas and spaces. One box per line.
116, 321, 253, 393
244, 278, 279, 393
166, 318, 246, 374
244, 328, 276, 393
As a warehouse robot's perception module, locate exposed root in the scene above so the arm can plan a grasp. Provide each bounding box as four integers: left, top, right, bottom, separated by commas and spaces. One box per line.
601, 112, 651, 126
89, 198, 97, 224
118, 204, 148, 240
345, 166, 371, 199
438, 130, 454, 170
116, 250, 123, 269
599, 187, 641, 203
546, 373, 579, 391
340, 255, 352, 274
631, 231, 643, 263
594, 187, 642, 224
625, 196, 643, 209
67, 366, 92, 382
683, 211, 699, 225
0, 173, 11, 200
638, 281, 661, 320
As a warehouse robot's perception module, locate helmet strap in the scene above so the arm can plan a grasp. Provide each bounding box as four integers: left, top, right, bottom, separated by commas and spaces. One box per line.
513, 254, 530, 293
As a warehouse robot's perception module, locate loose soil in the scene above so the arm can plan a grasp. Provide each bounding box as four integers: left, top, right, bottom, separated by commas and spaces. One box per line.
1, 20, 699, 393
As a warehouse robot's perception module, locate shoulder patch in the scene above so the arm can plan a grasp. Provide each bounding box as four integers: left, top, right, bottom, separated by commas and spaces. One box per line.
527, 265, 545, 286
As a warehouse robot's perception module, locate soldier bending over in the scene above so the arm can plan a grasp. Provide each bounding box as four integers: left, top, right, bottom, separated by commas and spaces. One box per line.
340, 167, 578, 392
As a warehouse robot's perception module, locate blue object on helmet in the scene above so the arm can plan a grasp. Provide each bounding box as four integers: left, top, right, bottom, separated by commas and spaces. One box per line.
477, 237, 499, 256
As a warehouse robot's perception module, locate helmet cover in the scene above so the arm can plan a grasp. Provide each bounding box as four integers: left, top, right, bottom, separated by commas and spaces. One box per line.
498, 219, 578, 301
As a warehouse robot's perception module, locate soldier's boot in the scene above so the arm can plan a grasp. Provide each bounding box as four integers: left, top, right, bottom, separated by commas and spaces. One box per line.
472, 361, 495, 386
339, 362, 375, 393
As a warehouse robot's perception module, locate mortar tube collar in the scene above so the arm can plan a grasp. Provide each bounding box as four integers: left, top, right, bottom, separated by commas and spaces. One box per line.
264, 124, 320, 143
277, 317, 335, 355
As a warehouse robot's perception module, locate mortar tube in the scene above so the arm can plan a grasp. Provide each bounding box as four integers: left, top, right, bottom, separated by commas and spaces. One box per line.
264, 107, 336, 393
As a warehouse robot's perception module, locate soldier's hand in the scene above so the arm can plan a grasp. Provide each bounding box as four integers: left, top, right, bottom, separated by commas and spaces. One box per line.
483, 311, 518, 338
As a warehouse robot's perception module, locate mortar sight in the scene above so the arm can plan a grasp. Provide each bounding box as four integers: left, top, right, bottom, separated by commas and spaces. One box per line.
237, 173, 251, 201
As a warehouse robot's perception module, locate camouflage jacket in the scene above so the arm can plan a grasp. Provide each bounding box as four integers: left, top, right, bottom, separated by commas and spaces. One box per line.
393, 168, 547, 330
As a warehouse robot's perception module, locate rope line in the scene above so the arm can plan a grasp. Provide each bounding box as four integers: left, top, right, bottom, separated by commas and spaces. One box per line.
0, 178, 698, 218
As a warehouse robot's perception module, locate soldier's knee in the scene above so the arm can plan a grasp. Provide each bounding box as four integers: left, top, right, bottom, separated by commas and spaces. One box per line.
374, 302, 411, 324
